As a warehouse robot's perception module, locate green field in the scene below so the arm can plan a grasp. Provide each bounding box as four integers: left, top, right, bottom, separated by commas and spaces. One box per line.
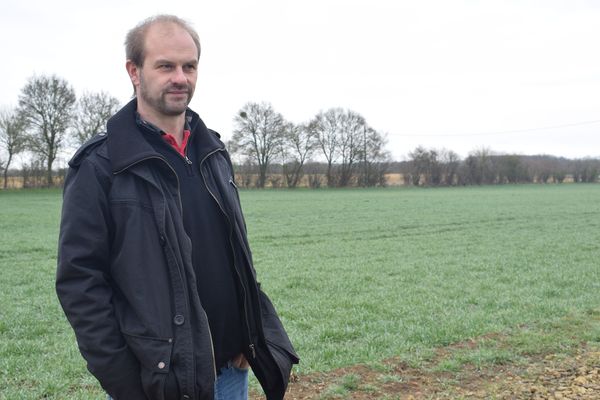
1, 185, 600, 399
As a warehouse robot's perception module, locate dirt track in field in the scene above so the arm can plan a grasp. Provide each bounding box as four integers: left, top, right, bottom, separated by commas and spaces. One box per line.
251, 344, 600, 399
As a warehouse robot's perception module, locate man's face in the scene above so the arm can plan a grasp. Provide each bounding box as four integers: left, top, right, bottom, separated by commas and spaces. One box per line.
129, 22, 199, 117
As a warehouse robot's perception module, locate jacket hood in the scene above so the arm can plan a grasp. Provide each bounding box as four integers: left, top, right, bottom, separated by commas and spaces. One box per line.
106, 98, 224, 174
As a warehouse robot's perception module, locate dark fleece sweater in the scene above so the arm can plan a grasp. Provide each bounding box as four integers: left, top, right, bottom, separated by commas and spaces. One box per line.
138, 115, 244, 372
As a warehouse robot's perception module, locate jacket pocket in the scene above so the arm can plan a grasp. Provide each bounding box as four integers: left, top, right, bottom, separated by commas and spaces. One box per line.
122, 331, 173, 400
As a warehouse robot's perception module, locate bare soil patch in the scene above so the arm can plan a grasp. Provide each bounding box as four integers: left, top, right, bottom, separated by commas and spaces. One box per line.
251, 344, 600, 399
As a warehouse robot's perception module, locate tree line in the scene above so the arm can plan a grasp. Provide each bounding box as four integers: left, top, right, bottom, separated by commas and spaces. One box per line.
228, 111, 599, 188
0, 75, 120, 188
397, 146, 599, 186
0, 74, 391, 189
1, 74, 598, 189
228, 102, 391, 188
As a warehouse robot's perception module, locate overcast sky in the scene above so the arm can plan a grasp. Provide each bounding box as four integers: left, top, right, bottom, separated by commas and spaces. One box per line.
2, 0, 600, 161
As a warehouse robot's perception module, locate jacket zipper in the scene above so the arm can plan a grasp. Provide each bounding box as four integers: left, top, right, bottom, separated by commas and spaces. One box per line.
198, 148, 257, 360
178, 138, 219, 378
115, 155, 217, 380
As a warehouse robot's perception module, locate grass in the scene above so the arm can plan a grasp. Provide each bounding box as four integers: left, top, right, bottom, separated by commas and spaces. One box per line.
243, 185, 600, 373
1, 184, 600, 398
319, 373, 362, 399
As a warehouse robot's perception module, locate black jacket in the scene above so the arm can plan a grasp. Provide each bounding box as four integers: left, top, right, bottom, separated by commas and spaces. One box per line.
56, 100, 299, 400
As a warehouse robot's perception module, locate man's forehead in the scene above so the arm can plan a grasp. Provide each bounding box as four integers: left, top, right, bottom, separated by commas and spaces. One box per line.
144, 22, 198, 59
146, 21, 186, 38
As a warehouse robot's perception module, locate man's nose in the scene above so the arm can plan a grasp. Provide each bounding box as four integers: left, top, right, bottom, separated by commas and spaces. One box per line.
171, 67, 187, 85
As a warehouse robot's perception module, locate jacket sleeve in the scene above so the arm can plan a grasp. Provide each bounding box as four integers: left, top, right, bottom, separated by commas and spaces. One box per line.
56, 158, 147, 399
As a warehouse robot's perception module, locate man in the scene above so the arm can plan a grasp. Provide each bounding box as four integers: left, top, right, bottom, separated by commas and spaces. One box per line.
56, 15, 298, 400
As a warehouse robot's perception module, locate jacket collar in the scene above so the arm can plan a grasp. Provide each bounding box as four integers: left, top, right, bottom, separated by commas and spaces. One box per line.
106, 98, 224, 174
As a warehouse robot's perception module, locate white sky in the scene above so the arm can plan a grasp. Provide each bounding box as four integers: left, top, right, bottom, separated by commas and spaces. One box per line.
2, 0, 600, 161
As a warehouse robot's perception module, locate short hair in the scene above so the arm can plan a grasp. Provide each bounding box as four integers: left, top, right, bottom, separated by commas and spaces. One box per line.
125, 15, 201, 67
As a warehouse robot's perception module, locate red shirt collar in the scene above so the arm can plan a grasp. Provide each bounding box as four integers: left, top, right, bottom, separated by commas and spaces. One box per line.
162, 130, 191, 157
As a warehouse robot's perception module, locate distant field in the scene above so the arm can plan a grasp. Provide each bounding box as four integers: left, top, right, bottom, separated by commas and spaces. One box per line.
1, 185, 600, 399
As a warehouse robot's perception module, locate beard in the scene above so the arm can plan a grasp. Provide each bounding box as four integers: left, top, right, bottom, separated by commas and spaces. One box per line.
138, 74, 194, 117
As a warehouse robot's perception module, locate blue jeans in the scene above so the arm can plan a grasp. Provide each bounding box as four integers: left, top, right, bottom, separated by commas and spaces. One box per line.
107, 363, 249, 400
214, 363, 249, 400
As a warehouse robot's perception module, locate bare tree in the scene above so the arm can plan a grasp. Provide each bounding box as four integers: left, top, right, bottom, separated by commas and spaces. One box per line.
310, 108, 343, 187
281, 122, 317, 188
0, 107, 26, 189
233, 156, 256, 188
18, 75, 76, 187
496, 155, 526, 183
73, 91, 120, 145
552, 169, 567, 183
407, 146, 435, 186
230, 102, 285, 188
463, 147, 495, 185
310, 108, 367, 187
336, 110, 366, 187
407, 147, 460, 186
304, 162, 323, 188
357, 127, 390, 187
428, 149, 442, 185
439, 149, 460, 185
578, 159, 599, 183
21, 156, 46, 188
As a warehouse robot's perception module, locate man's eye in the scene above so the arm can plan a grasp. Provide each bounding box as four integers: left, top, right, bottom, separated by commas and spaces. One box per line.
159, 64, 173, 70
184, 64, 197, 71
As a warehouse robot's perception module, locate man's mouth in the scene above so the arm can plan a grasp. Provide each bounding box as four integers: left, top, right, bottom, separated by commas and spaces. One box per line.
165, 86, 189, 96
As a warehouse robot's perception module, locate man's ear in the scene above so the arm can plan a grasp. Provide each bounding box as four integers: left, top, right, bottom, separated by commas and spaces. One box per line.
126, 60, 140, 87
